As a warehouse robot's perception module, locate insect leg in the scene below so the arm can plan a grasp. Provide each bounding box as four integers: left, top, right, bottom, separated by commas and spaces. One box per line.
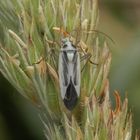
51, 52, 58, 73
81, 53, 98, 72
33, 41, 58, 74
45, 39, 60, 73
33, 57, 45, 65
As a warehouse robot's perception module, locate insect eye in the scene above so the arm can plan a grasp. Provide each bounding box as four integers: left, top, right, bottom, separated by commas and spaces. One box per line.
63, 44, 67, 48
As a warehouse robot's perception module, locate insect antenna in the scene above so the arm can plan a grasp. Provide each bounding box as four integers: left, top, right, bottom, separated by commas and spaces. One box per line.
69, 28, 114, 70
83, 29, 115, 45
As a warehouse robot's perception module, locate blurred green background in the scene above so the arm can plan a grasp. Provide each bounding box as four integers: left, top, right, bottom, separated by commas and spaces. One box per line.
99, 0, 140, 138
0, 0, 140, 139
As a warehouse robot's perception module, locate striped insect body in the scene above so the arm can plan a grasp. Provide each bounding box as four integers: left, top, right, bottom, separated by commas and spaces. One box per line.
59, 38, 80, 110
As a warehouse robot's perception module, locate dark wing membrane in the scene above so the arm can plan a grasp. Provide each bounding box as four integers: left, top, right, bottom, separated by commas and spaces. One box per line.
63, 77, 78, 110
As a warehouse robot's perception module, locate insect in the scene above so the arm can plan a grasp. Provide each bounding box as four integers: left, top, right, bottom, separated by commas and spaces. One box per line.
59, 37, 80, 110
53, 27, 113, 110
